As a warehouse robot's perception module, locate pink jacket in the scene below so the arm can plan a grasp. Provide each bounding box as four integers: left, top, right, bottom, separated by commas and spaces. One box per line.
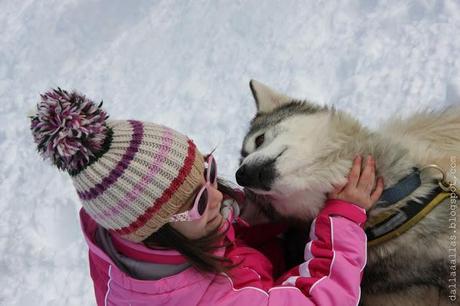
80, 198, 367, 306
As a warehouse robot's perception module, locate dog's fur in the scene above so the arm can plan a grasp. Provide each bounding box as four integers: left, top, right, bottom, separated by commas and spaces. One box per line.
237, 80, 460, 305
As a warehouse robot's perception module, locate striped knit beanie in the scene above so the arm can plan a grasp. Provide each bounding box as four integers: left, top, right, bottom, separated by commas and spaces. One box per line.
30, 88, 205, 242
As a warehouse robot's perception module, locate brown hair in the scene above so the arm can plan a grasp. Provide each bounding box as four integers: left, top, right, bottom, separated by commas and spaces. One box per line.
142, 178, 241, 274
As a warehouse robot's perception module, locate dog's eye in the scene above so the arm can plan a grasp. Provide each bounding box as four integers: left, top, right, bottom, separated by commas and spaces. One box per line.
255, 134, 265, 149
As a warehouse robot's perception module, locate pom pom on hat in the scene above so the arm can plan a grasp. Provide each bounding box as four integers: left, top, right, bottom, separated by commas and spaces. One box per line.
30, 88, 109, 172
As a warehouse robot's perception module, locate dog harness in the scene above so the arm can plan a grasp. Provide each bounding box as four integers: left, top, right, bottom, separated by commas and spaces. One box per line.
365, 166, 457, 247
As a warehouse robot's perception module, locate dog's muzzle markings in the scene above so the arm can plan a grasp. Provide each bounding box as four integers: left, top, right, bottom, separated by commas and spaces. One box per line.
235, 159, 277, 191
366, 164, 457, 247
236, 148, 286, 191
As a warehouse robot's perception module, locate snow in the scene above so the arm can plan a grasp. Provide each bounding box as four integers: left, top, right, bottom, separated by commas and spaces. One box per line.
1, 0, 459, 305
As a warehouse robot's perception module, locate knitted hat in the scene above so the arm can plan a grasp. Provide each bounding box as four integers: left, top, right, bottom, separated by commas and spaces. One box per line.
30, 88, 205, 242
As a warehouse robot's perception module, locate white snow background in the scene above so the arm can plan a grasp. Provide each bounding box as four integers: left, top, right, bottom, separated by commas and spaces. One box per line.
1, 0, 460, 305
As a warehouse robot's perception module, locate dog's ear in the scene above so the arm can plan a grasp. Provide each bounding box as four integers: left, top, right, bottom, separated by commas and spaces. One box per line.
249, 80, 293, 113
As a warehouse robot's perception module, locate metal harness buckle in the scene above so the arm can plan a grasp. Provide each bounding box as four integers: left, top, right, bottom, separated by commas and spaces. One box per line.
420, 164, 452, 192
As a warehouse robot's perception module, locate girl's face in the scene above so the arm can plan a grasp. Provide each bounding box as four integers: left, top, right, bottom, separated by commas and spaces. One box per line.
169, 176, 224, 239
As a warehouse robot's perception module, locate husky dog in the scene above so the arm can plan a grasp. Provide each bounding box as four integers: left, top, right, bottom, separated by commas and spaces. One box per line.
236, 80, 460, 306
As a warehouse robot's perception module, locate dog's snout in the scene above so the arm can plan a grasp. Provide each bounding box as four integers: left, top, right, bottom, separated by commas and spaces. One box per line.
235, 161, 277, 191
235, 165, 246, 184
235, 164, 257, 187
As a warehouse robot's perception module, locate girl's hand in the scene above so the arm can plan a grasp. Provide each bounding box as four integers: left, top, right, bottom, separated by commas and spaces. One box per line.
327, 155, 384, 211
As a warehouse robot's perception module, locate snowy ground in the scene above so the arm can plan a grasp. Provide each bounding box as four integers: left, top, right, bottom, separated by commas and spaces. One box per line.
1, 0, 459, 305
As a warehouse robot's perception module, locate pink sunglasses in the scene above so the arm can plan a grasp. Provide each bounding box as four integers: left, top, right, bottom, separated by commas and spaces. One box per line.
169, 155, 217, 222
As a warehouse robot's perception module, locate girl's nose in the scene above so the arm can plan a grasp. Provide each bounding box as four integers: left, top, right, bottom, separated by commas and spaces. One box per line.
209, 186, 223, 209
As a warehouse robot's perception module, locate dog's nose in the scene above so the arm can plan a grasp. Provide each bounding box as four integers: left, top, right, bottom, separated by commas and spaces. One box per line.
236, 165, 249, 186
235, 162, 276, 191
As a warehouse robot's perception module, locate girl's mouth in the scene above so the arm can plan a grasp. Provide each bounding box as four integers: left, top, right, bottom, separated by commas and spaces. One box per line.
208, 215, 218, 224
208, 214, 222, 225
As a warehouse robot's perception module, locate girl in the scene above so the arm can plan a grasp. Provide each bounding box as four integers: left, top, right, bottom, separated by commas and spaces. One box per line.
30, 89, 383, 306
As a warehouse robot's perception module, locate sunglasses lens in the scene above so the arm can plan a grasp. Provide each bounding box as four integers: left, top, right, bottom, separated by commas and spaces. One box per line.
209, 157, 217, 184
197, 188, 208, 216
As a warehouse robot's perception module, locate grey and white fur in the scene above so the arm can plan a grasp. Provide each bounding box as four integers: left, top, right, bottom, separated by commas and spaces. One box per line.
236, 80, 460, 306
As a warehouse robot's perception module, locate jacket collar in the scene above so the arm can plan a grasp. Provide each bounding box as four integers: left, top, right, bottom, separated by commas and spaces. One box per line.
80, 207, 235, 266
